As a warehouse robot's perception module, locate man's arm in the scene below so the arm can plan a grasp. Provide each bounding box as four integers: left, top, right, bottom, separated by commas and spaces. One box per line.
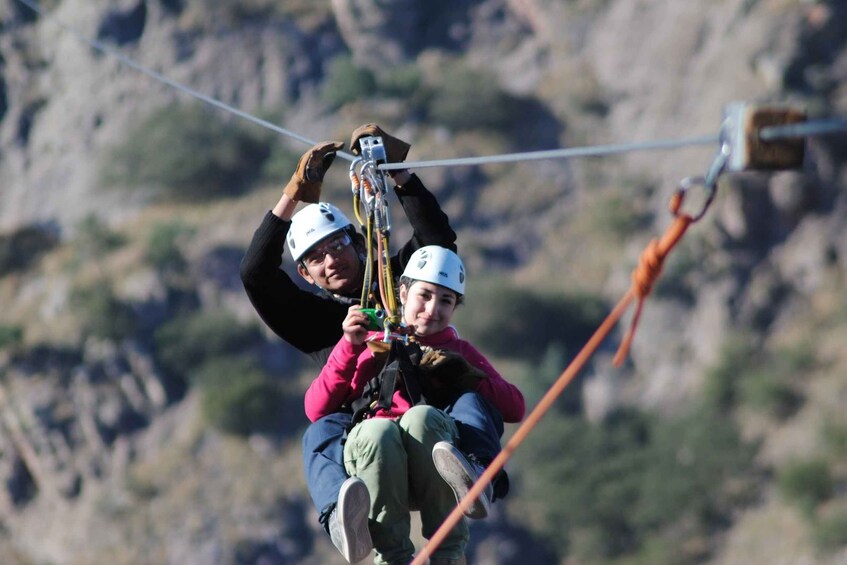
392, 172, 458, 271
240, 212, 348, 354
240, 141, 349, 354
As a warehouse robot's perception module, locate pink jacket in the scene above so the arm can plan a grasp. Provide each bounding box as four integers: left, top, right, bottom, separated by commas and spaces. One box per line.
305, 326, 525, 424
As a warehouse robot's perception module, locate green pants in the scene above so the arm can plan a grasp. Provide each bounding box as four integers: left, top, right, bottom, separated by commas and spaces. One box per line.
344, 405, 469, 565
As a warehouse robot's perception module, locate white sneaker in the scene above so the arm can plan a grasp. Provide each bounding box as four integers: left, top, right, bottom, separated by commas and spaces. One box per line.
432, 441, 492, 519
329, 477, 372, 563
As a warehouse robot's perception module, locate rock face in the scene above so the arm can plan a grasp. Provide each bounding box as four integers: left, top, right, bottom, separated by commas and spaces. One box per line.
0, 0, 846, 562
0, 0, 343, 234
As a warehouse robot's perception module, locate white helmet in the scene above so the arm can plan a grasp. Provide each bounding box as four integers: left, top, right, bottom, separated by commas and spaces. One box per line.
287, 202, 354, 262
402, 246, 466, 295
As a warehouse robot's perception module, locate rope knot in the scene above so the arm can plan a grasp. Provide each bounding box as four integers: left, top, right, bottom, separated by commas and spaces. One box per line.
631, 239, 665, 299
613, 215, 693, 366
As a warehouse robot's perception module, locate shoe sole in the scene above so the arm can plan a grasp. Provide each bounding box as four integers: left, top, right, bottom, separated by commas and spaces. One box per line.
432, 442, 490, 519
338, 478, 373, 563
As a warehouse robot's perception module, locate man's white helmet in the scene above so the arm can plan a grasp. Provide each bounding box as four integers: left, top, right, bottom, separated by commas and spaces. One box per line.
287, 202, 354, 262
401, 246, 466, 295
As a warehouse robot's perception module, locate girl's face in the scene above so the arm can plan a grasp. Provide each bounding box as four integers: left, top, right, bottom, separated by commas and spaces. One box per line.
399, 281, 458, 336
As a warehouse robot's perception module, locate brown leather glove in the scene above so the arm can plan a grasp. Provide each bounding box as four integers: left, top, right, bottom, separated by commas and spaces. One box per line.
418, 349, 487, 407
283, 140, 344, 203
350, 123, 411, 163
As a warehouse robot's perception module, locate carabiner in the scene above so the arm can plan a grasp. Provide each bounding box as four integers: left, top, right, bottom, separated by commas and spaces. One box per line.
671, 176, 716, 222
671, 140, 730, 222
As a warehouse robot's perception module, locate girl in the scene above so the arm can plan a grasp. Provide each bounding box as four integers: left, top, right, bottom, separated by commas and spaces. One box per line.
305, 246, 524, 565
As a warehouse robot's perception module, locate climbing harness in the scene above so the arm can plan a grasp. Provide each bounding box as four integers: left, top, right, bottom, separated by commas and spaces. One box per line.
348, 340, 426, 428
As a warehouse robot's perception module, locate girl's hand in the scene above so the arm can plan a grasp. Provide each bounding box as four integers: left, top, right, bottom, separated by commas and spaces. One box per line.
342, 305, 370, 345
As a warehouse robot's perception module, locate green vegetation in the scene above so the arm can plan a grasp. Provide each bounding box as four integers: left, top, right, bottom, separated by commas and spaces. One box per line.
453, 280, 607, 360
184, 0, 332, 25
61, 215, 127, 273
703, 336, 812, 420
0, 325, 23, 350
259, 141, 303, 184
153, 309, 262, 381
70, 280, 137, 340
777, 458, 834, 517
192, 356, 287, 436
376, 64, 423, 99
514, 406, 757, 563
813, 502, 847, 552
145, 220, 196, 274
100, 103, 271, 200
74, 214, 126, 256
0, 224, 59, 276
321, 55, 377, 109
427, 63, 521, 131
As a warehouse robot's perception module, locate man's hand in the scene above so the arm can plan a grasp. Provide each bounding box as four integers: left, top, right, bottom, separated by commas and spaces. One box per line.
350, 123, 411, 164
283, 140, 344, 203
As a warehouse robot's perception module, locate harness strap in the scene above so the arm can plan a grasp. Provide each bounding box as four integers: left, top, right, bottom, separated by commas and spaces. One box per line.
348, 341, 424, 429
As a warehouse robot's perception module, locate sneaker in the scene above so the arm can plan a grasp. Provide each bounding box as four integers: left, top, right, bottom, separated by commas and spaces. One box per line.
329, 477, 372, 563
431, 441, 492, 519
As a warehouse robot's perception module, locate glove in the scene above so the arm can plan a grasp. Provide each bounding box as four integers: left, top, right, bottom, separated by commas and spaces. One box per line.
283, 140, 344, 203
350, 123, 411, 163
418, 349, 487, 407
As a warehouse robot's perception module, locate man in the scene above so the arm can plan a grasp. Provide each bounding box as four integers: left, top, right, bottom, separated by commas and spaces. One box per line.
241, 125, 473, 563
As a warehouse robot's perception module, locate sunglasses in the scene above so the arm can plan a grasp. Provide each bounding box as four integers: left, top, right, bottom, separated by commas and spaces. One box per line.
302, 233, 352, 267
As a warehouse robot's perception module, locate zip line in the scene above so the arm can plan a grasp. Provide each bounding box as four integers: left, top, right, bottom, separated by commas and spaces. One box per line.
12, 1, 847, 562
11, 0, 354, 158
18, 0, 845, 175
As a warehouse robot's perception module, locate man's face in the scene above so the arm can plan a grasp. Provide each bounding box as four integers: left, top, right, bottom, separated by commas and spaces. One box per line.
296, 232, 362, 295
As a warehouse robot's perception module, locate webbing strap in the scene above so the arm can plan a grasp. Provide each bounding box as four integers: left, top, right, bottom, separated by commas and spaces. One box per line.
349, 341, 423, 428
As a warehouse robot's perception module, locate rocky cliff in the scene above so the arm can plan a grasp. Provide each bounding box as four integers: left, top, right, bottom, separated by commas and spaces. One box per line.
1, 0, 846, 563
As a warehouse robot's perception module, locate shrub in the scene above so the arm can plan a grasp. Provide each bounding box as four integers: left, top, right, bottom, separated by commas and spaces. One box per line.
70, 281, 137, 340
777, 458, 834, 516
145, 220, 195, 273
74, 214, 126, 257
812, 503, 847, 552
375, 64, 423, 99
0, 325, 23, 349
452, 280, 607, 360
821, 416, 847, 456
427, 64, 520, 131
0, 223, 59, 276
259, 142, 303, 184
704, 337, 811, 419
321, 55, 376, 109
100, 103, 270, 200
154, 309, 262, 380
193, 355, 287, 436
738, 369, 803, 421
513, 406, 757, 562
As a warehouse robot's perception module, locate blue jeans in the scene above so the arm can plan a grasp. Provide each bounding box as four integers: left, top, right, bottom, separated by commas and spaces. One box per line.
302, 392, 505, 530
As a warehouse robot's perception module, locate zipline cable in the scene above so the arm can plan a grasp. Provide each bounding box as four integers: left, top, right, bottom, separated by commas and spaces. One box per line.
12, 0, 358, 161
7, 0, 746, 172
379, 134, 721, 170
759, 117, 847, 141
18, 0, 847, 173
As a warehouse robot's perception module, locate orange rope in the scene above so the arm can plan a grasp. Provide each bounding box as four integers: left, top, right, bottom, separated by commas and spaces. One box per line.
612, 212, 692, 366
411, 193, 699, 564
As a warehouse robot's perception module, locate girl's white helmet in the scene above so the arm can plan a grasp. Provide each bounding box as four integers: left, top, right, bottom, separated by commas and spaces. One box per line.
287, 202, 354, 262
402, 246, 465, 295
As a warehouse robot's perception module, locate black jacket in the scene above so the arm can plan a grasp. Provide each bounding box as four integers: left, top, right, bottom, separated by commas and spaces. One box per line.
240, 174, 456, 366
